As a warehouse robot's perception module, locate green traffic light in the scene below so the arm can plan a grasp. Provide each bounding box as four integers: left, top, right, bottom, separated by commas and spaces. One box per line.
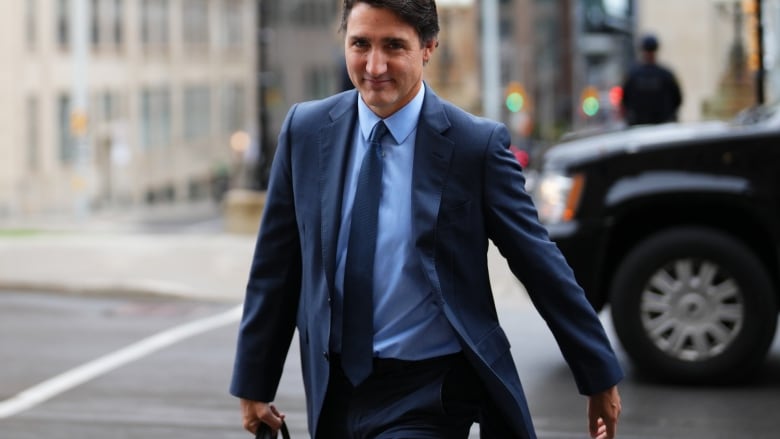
582, 96, 599, 116
506, 92, 524, 113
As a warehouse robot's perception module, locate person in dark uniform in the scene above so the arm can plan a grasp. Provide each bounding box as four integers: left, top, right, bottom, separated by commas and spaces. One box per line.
621, 34, 683, 126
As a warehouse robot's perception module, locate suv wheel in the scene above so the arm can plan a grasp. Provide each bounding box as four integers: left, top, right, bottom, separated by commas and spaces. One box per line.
610, 226, 777, 384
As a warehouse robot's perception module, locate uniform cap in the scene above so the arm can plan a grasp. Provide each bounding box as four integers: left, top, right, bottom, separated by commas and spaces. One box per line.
641, 34, 659, 52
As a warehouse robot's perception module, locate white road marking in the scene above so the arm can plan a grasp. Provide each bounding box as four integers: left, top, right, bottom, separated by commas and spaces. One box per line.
0, 304, 243, 419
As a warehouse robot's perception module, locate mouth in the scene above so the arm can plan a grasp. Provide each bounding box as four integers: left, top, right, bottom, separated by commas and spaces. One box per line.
364, 78, 391, 88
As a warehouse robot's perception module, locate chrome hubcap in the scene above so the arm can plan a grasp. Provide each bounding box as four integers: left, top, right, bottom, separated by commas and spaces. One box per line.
639, 258, 744, 361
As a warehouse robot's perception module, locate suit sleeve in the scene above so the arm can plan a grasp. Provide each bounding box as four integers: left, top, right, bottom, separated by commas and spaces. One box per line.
482, 124, 624, 395
230, 105, 302, 402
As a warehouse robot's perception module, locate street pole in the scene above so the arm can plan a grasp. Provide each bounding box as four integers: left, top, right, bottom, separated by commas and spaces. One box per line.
254, 0, 268, 190
481, 0, 501, 121
756, 0, 765, 104
571, 0, 585, 130
71, 0, 90, 218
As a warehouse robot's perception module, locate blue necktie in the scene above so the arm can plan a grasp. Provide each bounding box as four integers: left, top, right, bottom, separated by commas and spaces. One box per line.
342, 120, 387, 386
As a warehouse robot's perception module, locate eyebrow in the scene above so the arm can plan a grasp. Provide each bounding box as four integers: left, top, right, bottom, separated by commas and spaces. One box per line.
348, 36, 409, 45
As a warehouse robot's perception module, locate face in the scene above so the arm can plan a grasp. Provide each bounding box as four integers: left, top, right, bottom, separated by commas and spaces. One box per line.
344, 3, 436, 118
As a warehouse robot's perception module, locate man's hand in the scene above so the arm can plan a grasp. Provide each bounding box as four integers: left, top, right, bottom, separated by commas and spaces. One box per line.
587, 385, 621, 439
240, 398, 285, 436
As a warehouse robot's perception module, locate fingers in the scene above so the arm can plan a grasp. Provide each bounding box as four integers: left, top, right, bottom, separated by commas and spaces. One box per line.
590, 418, 606, 439
589, 417, 618, 439
590, 414, 618, 439
603, 400, 620, 438
240, 399, 286, 435
588, 414, 600, 437
606, 412, 618, 438
597, 408, 619, 438
262, 403, 285, 430
242, 417, 260, 435
587, 386, 621, 438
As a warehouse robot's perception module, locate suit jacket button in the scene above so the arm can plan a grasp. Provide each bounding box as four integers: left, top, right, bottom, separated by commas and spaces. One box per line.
323, 351, 330, 361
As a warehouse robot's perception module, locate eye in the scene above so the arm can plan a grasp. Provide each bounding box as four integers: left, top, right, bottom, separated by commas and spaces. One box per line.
386, 40, 404, 50
351, 38, 369, 49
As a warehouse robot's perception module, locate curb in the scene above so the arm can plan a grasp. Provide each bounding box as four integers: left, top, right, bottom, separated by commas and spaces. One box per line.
0, 279, 242, 303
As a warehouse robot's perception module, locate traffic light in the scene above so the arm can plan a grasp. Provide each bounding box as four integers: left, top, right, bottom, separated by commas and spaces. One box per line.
608, 86, 623, 107
581, 86, 600, 117
505, 81, 528, 113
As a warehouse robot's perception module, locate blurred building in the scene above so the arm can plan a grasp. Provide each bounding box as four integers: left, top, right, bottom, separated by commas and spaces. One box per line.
425, 1, 481, 115
502, 0, 583, 142
636, 0, 772, 121
505, 0, 772, 133
475, 0, 634, 145
0, 0, 257, 218
500, 0, 777, 136
253, 0, 345, 189
764, 0, 780, 101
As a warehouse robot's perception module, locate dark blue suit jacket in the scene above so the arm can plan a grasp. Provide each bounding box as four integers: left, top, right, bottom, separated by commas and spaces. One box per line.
230, 85, 623, 438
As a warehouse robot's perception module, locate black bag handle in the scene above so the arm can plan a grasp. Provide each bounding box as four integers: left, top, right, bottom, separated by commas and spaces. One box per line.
255, 421, 290, 439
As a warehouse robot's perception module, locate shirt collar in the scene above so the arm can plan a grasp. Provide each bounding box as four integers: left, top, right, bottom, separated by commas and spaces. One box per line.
357, 82, 425, 145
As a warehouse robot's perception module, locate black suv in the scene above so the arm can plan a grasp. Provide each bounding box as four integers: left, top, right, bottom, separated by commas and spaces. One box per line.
529, 105, 780, 384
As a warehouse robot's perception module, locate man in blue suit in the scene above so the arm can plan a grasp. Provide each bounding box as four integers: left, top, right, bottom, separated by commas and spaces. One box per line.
231, 1, 623, 438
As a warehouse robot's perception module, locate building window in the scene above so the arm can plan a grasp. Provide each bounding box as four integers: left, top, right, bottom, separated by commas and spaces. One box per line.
113, 0, 123, 46
219, 0, 244, 50
183, 0, 209, 50
27, 97, 40, 171
290, 0, 336, 27
57, 0, 70, 49
58, 94, 73, 163
140, 86, 171, 149
90, 0, 99, 44
26, 0, 37, 50
305, 65, 334, 99
141, 0, 169, 49
221, 83, 246, 134
265, 0, 280, 23
102, 91, 120, 122
93, 90, 121, 126
90, 0, 124, 50
183, 86, 212, 141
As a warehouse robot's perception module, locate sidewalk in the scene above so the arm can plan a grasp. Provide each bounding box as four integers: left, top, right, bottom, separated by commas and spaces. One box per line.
0, 207, 530, 308
0, 205, 255, 303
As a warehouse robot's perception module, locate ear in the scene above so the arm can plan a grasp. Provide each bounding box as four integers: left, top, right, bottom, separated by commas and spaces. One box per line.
422, 38, 437, 64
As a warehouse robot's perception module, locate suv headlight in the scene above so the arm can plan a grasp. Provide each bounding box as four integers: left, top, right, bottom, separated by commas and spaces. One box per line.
532, 171, 585, 225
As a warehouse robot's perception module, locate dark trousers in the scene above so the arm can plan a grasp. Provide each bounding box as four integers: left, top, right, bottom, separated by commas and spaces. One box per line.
315, 352, 514, 439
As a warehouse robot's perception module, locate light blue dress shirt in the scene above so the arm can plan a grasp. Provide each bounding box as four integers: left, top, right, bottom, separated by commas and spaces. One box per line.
332, 83, 461, 360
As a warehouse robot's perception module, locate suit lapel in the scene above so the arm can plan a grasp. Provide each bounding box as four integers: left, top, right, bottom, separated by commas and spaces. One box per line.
319, 91, 358, 297
412, 87, 454, 294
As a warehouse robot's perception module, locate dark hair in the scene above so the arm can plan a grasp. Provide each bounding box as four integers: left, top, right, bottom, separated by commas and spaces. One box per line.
339, 0, 440, 45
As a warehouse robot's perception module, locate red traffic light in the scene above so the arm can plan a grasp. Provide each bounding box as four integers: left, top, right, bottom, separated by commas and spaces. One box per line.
608, 86, 623, 107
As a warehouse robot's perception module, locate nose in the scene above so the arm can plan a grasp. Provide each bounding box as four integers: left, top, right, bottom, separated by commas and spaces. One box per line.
365, 49, 387, 76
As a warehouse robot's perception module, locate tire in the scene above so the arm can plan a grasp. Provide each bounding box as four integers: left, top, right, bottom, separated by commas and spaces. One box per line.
610, 226, 778, 384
